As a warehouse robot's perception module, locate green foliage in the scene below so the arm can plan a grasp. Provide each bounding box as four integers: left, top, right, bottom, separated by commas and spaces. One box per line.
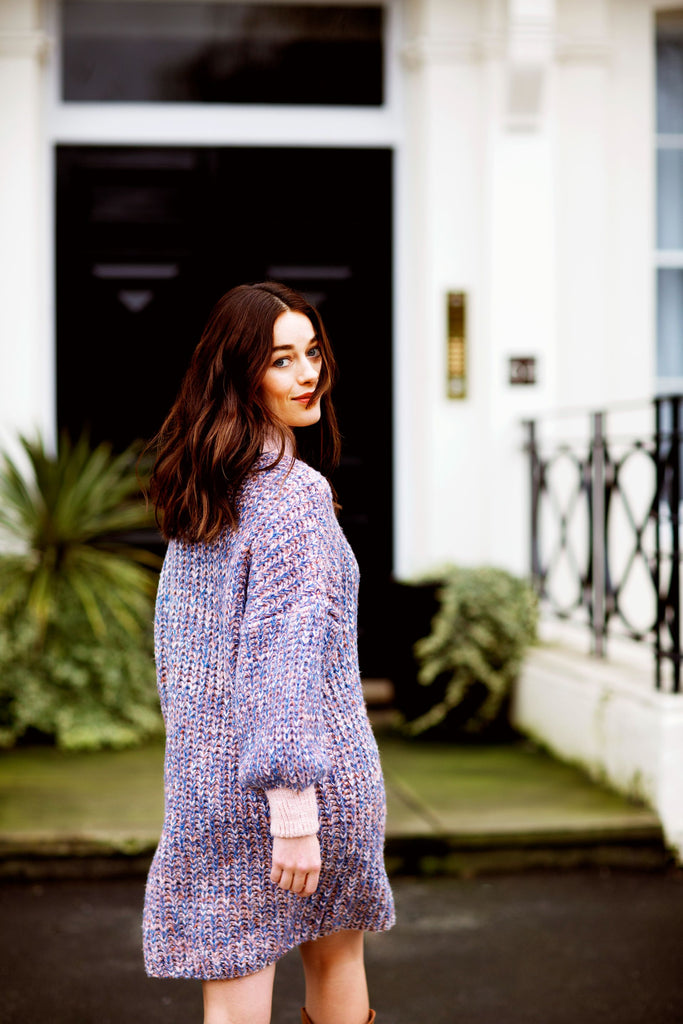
0, 433, 159, 635
0, 433, 163, 750
405, 565, 539, 738
0, 595, 162, 750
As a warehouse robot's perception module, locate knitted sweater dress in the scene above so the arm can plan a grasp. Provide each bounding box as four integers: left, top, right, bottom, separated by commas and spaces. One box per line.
143, 455, 395, 979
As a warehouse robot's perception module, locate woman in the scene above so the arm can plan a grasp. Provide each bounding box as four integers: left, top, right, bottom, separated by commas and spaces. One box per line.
142, 281, 395, 1024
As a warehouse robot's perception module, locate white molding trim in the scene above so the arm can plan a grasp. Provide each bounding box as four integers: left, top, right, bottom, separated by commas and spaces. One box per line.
48, 104, 401, 148
655, 250, 683, 268
555, 35, 612, 64
401, 32, 611, 69
400, 32, 504, 69
45, 0, 404, 148
0, 30, 52, 61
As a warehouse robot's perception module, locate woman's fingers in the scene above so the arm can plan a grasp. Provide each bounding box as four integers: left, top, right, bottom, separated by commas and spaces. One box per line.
287, 868, 320, 896
271, 835, 321, 896
278, 868, 294, 891
302, 869, 319, 896
273, 866, 320, 895
290, 870, 308, 894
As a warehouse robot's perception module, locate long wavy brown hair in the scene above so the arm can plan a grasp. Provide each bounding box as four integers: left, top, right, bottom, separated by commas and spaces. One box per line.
147, 281, 342, 542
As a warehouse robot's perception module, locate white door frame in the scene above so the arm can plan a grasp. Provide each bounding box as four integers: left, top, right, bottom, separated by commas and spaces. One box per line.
43, 0, 408, 571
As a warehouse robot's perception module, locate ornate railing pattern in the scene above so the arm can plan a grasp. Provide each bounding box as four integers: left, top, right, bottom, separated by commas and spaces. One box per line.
525, 396, 682, 692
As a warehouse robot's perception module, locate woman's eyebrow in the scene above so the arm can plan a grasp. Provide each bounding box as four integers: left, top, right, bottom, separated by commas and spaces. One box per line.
271, 337, 318, 354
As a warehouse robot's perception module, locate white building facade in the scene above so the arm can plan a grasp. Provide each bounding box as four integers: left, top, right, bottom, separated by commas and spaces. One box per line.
0, 0, 676, 577
2, 0, 675, 577
3, 0, 683, 851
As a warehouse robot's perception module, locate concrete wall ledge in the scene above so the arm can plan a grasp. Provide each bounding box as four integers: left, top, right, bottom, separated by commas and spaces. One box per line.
513, 640, 683, 862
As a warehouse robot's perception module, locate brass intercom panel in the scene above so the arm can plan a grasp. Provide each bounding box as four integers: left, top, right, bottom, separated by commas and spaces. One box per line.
447, 291, 466, 399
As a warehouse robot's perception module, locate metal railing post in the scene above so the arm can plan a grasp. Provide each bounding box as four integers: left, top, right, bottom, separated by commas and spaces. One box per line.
591, 411, 606, 657
654, 397, 663, 691
525, 419, 541, 587
524, 396, 683, 688
671, 398, 681, 693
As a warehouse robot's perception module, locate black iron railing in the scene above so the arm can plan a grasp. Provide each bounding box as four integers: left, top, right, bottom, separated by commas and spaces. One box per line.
524, 396, 682, 692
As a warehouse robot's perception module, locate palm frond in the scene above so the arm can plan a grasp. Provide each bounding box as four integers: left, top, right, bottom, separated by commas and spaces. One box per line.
0, 432, 160, 637
0, 448, 45, 541
0, 429, 163, 751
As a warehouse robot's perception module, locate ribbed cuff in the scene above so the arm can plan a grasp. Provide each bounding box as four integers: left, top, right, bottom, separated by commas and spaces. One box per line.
266, 786, 319, 838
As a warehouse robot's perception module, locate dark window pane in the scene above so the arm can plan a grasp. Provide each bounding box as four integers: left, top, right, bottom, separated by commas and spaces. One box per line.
657, 12, 683, 133
657, 268, 683, 378
62, 1, 384, 105
657, 148, 683, 250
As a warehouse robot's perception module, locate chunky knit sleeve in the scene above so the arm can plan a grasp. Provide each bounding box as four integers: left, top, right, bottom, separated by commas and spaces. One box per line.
235, 472, 333, 796
265, 786, 319, 837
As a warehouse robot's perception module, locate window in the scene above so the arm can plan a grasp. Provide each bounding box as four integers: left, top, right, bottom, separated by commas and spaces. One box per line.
656, 11, 683, 386
62, 1, 384, 106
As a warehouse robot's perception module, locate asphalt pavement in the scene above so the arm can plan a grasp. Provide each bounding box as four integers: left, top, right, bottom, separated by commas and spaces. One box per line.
2, 869, 682, 1024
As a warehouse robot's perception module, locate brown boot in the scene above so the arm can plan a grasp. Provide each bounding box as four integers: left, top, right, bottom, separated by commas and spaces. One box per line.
301, 1011, 376, 1024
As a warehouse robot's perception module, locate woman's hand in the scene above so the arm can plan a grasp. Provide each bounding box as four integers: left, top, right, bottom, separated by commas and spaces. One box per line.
271, 834, 321, 896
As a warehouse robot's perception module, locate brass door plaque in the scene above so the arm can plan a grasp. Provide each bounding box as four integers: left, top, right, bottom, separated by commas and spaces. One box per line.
447, 291, 467, 399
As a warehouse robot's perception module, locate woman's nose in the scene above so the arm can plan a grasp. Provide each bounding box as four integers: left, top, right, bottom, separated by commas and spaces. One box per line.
298, 357, 319, 383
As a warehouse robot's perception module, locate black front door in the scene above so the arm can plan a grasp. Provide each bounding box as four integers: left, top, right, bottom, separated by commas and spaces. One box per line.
56, 145, 393, 674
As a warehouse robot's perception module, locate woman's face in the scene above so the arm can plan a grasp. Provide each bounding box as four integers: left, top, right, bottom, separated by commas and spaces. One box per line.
260, 310, 323, 427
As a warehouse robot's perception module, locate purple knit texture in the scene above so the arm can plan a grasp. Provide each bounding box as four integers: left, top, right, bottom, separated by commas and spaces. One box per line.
143, 455, 395, 979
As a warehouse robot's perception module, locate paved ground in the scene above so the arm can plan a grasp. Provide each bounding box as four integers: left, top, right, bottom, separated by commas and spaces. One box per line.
1, 869, 682, 1024
0, 730, 667, 876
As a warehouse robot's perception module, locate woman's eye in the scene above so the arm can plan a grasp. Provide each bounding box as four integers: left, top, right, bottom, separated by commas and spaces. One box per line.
308, 346, 322, 359
273, 357, 289, 368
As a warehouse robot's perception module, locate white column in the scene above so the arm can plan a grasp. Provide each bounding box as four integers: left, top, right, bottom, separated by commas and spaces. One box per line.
0, 0, 53, 450
397, 0, 647, 579
397, 0, 493, 577
553, 0, 611, 409
398, 0, 558, 578
484, 0, 558, 571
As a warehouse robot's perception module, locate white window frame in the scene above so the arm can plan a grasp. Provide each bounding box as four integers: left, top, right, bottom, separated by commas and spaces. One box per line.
43, 0, 408, 568
655, 7, 683, 394
46, 0, 404, 146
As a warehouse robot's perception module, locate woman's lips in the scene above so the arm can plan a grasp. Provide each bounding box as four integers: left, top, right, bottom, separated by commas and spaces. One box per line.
292, 393, 315, 404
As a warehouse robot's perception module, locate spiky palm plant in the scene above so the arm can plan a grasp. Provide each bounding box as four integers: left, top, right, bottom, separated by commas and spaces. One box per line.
0, 433, 159, 636
0, 433, 163, 749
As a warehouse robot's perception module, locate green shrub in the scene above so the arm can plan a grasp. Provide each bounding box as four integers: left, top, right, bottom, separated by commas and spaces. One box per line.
0, 433, 163, 750
404, 565, 538, 739
0, 594, 162, 750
